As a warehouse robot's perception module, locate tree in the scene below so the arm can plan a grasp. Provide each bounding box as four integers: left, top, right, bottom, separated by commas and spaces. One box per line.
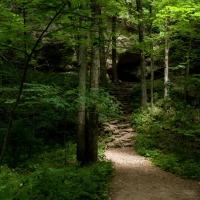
77, 25, 87, 165
99, 8, 107, 86
149, 1, 155, 108
164, 14, 169, 99
86, 0, 100, 164
112, 15, 118, 82
136, 0, 147, 109
0, 0, 70, 165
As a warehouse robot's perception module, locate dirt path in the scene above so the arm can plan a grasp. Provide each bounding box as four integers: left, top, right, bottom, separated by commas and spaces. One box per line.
104, 117, 200, 200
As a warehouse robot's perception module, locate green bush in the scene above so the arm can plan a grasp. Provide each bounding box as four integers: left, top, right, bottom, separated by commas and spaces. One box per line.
132, 99, 200, 180
0, 161, 114, 200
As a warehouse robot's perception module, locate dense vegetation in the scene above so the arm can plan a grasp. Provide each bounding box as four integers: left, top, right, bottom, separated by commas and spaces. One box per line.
1, 0, 200, 199
131, 79, 200, 180
0, 145, 114, 200
0, 70, 118, 199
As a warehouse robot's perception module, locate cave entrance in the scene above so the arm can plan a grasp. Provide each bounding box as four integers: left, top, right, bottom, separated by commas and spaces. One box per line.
117, 53, 140, 82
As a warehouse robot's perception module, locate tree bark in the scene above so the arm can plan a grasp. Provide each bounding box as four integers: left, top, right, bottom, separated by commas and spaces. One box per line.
99, 9, 107, 86
164, 16, 169, 99
112, 15, 118, 82
100, 45, 107, 86
86, 0, 100, 164
136, 0, 147, 109
77, 34, 87, 166
150, 44, 154, 108
149, 2, 154, 109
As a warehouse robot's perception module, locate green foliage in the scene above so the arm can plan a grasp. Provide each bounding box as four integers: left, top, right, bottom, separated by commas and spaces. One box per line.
94, 88, 122, 122
0, 161, 114, 200
130, 80, 164, 109
0, 141, 114, 200
0, 68, 120, 166
77, 87, 122, 123
0, 71, 79, 166
132, 100, 200, 180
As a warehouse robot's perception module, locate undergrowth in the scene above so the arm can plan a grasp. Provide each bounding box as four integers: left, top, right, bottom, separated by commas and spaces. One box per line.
0, 70, 117, 200
0, 142, 114, 200
132, 103, 200, 180
131, 79, 200, 180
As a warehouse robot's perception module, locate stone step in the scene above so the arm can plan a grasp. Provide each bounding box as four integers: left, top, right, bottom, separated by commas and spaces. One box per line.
121, 132, 133, 137
113, 130, 127, 136
120, 128, 134, 132
108, 120, 120, 124
115, 123, 131, 128
103, 82, 136, 148
115, 134, 122, 138
123, 142, 134, 147
121, 138, 132, 142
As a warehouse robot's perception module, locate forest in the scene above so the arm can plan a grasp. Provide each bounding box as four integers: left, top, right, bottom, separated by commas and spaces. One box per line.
0, 0, 200, 199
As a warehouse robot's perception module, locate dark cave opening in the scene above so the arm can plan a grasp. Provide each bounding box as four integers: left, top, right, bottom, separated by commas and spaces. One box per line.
117, 53, 140, 82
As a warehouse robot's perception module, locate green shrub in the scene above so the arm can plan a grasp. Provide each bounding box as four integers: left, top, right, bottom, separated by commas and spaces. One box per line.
0, 161, 114, 200
132, 99, 200, 180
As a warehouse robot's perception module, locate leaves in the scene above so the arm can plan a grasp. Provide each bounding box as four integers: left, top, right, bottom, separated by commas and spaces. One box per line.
0, 161, 114, 200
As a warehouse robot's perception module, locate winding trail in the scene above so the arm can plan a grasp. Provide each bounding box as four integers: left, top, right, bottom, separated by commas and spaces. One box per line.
104, 82, 200, 200
104, 116, 200, 200
105, 146, 200, 200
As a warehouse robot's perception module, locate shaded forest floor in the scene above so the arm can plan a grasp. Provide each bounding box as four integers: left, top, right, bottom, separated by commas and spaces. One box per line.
104, 115, 200, 200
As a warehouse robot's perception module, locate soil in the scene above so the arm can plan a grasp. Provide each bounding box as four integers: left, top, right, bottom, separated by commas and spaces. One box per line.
104, 116, 200, 200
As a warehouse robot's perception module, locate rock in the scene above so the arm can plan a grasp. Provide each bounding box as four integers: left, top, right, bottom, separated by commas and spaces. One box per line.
100, 82, 138, 149
121, 138, 132, 142
123, 143, 133, 147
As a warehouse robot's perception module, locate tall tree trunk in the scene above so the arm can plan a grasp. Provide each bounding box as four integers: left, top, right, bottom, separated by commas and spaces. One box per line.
86, 0, 100, 164
99, 9, 107, 86
136, 0, 147, 109
164, 16, 169, 99
100, 45, 107, 86
149, 2, 154, 109
112, 15, 118, 82
77, 34, 87, 166
150, 44, 154, 108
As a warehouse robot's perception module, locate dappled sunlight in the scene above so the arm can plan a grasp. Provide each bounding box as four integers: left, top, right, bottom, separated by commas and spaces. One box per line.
105, 147, 150, 167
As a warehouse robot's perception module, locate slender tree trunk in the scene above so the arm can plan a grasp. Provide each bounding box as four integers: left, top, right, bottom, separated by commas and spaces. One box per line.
149, 2, 154, 109
136, 0, 147, 109
150, 44, 154, 108
86, 0, 100, 164
99, 9, 107, 86
164, 16, 169, 99
77, 35, 87, 166
112, 15, 118, 82
100, 45, 107, 86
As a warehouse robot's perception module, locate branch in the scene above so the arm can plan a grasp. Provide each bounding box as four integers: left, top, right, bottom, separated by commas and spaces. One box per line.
0, 44, 29, 57
0, 1, 70, 166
